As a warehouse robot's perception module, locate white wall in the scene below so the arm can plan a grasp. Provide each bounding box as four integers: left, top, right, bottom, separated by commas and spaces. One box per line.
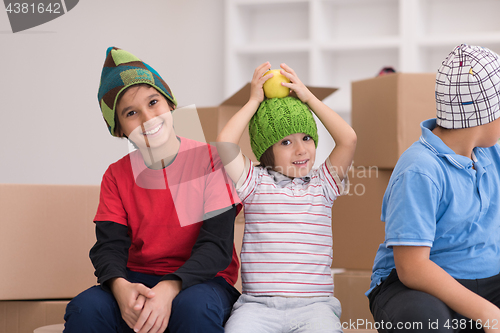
0, 0, 224, 185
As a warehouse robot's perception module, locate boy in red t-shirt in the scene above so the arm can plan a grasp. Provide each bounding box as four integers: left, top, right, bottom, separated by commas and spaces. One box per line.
64, 47, 241, 333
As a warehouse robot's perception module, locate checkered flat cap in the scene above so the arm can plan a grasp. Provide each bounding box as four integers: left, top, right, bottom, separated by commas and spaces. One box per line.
436, 44, 500, 129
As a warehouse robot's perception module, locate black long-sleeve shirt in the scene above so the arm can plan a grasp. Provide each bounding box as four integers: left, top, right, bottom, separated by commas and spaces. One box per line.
90, 205, 239, 291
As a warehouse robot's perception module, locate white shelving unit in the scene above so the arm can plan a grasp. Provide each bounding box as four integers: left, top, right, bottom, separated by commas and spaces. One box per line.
225, 0, 500, 113
224, 0, 500, 163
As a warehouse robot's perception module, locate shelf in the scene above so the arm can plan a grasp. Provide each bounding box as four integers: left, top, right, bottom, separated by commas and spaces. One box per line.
233, 41, 311, 54
231, 0, 307, 4
230, 1, 310, 46
418, 33, 500, 48
320, 37, 400, 51
318, 0, 399, 42
316, 48, 399, 115
225, 0, 500, 120
417, 37, 500, 72
417, 43, 500, 73
418, 0, 500, 37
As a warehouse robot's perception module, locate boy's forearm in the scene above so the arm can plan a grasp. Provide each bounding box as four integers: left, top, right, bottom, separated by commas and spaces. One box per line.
306, 95, 356, 148
217, 99, 260, 145
406, 262, 499, 324
216, 99, 259, 182
395, 246, 500, 325
90, 221, 130, 290
109, 277, 128, 295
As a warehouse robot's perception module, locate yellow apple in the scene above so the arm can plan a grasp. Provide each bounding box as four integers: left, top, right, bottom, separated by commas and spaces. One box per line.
263, 69, 290, 98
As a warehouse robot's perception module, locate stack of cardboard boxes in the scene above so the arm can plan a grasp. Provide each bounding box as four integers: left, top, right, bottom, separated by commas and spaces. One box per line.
0, 184, 99, 333
331, 73, 437, 328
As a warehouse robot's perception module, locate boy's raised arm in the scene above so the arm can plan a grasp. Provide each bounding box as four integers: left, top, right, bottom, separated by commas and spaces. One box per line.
307, 94, 356, 181
280, 63, 357, 181
216, 62, 273, 184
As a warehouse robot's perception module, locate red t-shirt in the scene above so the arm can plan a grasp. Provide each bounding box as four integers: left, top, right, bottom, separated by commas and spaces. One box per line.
94, 137, 240, 285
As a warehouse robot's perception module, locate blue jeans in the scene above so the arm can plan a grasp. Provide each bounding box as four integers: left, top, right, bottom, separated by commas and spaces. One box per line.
64, 271, 240, 333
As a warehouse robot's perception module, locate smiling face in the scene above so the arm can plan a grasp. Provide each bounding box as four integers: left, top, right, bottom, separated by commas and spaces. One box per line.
115, 85, 176, 149
272, 132, 316, 178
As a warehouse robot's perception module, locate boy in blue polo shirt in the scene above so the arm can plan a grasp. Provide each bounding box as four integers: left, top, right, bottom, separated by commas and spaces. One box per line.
368, 44, 500, 333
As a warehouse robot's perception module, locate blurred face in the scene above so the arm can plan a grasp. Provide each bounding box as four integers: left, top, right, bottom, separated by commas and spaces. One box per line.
115, 85, 175, 149
272, 132, 316, 178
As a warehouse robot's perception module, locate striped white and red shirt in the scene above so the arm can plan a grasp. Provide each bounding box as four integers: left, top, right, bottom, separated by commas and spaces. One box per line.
236, 157, 348, 297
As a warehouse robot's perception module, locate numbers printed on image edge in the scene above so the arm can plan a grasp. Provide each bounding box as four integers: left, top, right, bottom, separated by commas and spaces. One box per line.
5, 2, 61, 14
443, 319, 499, 330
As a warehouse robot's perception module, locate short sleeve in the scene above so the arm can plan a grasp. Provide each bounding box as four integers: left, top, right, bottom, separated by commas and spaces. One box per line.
202, 145, 241, 216
318, 159, 350, 202
235, 156, 260, 204
382, 170, 440, 248
94, 168, 128, 226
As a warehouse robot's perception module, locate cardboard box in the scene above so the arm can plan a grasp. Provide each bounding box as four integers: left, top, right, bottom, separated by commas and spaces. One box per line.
0, 184, 98, 300
352, 73, 436, 169
197, 83, 337, 161
331, 168, 391, 270
0, 300, 68, 333
0, 182, 247, 299
334, 271, 374, 328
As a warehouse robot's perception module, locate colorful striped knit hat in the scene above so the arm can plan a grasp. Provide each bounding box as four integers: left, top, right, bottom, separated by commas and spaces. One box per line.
436, 44, 500, 129
249, 96, 318, 161
98, 47, 177, 136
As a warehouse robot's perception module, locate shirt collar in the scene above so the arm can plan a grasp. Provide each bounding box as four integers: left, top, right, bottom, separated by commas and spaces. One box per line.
268, 169, 311, 186
419, 119, 473, 170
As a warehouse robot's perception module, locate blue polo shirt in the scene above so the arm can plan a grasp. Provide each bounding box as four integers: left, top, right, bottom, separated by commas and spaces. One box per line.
368, 119, 500, 296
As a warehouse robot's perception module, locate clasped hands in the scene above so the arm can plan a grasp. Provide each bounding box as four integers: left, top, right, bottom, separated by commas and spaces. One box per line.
110, 278, 182, 333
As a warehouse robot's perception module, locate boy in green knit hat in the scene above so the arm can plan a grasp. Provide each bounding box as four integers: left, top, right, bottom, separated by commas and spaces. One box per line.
64, 47, 241, 333
217, 62, 357, 332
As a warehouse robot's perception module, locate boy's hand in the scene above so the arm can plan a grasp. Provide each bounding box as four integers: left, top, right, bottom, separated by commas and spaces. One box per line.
249, 62, 273, 104
280, 63, 315, 104
133, 280, 182, 333
479, 307, 500, 333
109, 277, 156, 329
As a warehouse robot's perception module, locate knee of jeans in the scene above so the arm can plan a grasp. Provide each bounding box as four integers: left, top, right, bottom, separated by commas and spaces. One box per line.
65, 286, 117, 321
172, 283, 224, 319
395, 292, 452, 324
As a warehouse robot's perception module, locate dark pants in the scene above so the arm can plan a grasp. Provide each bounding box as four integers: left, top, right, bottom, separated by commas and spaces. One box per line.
368, 269, 500, 333
63, 271, 240, 333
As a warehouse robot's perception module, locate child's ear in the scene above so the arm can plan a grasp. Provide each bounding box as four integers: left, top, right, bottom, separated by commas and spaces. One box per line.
114, 124, 125, 138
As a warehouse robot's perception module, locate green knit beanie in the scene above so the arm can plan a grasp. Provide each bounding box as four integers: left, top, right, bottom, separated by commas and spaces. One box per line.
97, 47, 177, 136
249, 96, 318, 161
